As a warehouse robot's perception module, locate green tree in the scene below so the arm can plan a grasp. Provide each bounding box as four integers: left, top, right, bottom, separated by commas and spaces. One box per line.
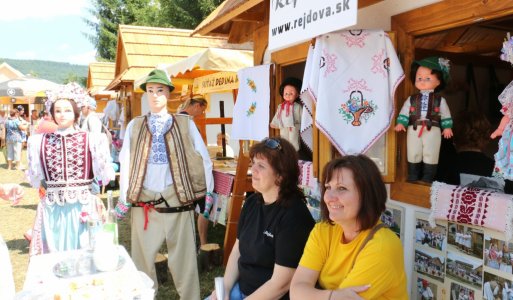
85, 0, 223, 61
64, 73, 87, 87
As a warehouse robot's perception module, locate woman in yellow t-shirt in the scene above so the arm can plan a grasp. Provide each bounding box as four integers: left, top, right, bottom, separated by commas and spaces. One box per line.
290, 155, 408, 300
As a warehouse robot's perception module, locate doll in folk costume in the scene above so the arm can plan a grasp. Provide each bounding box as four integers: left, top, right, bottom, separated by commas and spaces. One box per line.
270, 77, 303, 151
395, 57, 453, 183
491, 35, 513, 180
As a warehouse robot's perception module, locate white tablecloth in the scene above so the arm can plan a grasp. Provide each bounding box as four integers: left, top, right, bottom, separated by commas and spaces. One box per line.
18, 246, 153, 299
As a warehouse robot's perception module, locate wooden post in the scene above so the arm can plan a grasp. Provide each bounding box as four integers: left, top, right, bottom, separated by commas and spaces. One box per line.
223, 142, 251, 265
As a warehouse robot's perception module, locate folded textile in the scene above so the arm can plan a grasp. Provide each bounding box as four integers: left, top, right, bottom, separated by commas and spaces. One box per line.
213, 170, 235, 197
430, 181, 513, 240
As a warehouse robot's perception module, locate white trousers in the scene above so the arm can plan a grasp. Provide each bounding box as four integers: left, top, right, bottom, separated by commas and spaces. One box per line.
131, 191, 200, 300
406, 125, 441, 164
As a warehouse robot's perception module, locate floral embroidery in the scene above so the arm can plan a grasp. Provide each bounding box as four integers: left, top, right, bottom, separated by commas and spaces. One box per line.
247, 79, 257, 93
246, 102, 257, 116
148, 115, 172, 164
342, 79, 372, 93
339, 90, 377, 126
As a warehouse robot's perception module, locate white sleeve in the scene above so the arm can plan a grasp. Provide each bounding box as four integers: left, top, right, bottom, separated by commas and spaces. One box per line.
188, 119, 214, 193
440, 97, 452, 120
119, 120, 134, 203
89, 132, 115, 185
26, 134, 44, 188
398, 96, 412, 116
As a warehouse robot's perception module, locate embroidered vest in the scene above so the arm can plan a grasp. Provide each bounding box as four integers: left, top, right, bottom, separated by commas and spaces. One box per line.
408, 93, 442, 130
126, 114, 206, 205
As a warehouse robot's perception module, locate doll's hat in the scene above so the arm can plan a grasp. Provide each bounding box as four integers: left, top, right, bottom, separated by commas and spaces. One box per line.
414, 57, 451, 83
140, 69, 174, 92
279, 77, 302, 97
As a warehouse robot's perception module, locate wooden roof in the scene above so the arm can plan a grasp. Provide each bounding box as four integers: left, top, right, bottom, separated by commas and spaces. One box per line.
107, 24, 252, 90
87, 62, 115, 94
193, 0, 385, 43
0, 62, 25, 83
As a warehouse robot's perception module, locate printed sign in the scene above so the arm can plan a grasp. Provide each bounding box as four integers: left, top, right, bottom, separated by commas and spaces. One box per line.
268, 0, 357, 51
193, 72, 239, 94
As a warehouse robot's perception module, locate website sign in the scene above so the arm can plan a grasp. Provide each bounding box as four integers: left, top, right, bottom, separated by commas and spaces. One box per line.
269, 0, 357, 51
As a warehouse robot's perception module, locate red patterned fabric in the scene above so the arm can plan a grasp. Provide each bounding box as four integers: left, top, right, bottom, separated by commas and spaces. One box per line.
430, 182, 513, 239
213, 170, 235, 196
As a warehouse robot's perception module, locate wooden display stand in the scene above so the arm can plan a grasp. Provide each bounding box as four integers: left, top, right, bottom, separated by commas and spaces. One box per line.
222, 141, 253, 265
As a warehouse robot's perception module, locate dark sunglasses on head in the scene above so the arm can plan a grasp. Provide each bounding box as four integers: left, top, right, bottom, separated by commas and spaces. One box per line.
263, 137, 282, 151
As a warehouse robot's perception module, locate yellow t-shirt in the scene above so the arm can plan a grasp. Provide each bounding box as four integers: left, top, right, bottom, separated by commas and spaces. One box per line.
299, 222, 408, 300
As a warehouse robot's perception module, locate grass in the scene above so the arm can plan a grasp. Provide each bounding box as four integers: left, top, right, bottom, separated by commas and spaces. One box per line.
0, 148, 226, 299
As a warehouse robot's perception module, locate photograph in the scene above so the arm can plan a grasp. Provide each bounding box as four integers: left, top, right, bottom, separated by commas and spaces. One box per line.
450, 282, 475, 300
446, 251, 483, 289
415, 248, 446, 282
447, 222, 484, 259
381, 204, 404, 240
483, 272, 513, 299
416, 218, 448, 252
416, 277, 438, 300
484, 236, 513, 274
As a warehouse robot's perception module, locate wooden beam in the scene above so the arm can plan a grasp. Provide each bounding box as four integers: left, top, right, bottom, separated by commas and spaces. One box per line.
228, 20, 259, 44
415, 48, 508, 67
393, 0, 513, 36
358, 0, 384, 9
196, 0, 264, 36
205, 117, 233, 125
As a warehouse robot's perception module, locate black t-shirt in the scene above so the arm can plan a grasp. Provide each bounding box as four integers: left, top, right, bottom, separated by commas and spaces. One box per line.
237, 193, 315, 298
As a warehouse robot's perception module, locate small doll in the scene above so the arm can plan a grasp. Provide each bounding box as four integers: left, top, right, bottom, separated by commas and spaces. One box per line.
270, 77, 303, 151
491, 34, 513, 180
395, 57, 453, 183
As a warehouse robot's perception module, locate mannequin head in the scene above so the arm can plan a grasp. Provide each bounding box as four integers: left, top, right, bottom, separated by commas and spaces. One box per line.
140, 69, 174, 114
50, 99, 80, 129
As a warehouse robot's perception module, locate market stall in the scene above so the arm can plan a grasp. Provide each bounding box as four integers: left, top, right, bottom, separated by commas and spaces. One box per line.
193, 0, 513, 298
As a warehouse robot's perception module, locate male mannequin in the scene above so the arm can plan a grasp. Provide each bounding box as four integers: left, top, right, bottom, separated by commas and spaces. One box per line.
117, 69, 214, 299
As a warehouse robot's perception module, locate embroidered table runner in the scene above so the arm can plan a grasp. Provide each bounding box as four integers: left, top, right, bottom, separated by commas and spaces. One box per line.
430, 181, 513, 240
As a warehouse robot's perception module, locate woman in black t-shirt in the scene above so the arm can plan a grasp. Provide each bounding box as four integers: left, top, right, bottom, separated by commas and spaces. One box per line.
208, 137, 315, 300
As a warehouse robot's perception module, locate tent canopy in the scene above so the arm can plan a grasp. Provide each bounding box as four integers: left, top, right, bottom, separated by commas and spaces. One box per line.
134, 48, 253, 90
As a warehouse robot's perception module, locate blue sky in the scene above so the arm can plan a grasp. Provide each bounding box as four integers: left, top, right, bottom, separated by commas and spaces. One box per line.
0, 0, 97, 66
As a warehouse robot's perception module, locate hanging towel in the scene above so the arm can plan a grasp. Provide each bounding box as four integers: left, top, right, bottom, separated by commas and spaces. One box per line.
232, 64, 272, 141
430, 181, 513, 241
308, 29, 404, 154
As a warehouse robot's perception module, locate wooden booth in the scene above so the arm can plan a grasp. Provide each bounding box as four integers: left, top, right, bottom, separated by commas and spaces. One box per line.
194, 0, 513, 298
104, 25, 252, 126
86, 62, 116, 113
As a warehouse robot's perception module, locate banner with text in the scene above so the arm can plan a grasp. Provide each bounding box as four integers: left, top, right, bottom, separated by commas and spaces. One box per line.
193, 72, 239, 94
269, 0, 357, 51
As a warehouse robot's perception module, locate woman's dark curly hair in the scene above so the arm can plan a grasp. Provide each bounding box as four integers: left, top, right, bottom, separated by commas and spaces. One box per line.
249, 137, 305, 206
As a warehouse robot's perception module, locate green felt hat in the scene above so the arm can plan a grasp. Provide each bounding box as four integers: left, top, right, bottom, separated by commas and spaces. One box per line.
140, 69, 174, 92
414, 57, 451, 83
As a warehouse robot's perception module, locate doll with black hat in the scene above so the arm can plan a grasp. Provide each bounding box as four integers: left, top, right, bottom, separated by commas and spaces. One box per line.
270, 77, 303, 151
395, 57, 453, 183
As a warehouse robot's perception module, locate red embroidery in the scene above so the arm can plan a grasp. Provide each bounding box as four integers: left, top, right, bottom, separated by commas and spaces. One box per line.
447, 187, 490, 226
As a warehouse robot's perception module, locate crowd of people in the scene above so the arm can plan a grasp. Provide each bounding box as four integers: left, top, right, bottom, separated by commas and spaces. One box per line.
0, 70, 409, 299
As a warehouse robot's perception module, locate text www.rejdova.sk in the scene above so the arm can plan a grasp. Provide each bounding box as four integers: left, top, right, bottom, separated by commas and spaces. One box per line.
271, 1, 351, 37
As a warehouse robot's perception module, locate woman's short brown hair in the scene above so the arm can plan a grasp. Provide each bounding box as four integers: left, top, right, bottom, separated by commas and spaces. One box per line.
50, 99, 80, 124
320, 155, 387, 230
9, 109, 19, 117
249, 137, 304, 206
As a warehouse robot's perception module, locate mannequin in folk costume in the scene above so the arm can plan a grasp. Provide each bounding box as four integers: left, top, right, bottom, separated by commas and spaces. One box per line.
395, 57, 453, 183
270, 77, 303, 151
491, 34, 513, 180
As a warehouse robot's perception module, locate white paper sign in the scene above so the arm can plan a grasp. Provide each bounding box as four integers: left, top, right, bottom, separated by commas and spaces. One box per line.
269, 0, 357, 51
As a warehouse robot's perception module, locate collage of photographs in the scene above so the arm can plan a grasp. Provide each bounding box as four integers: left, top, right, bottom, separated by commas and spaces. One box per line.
413, 213, 513, 300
